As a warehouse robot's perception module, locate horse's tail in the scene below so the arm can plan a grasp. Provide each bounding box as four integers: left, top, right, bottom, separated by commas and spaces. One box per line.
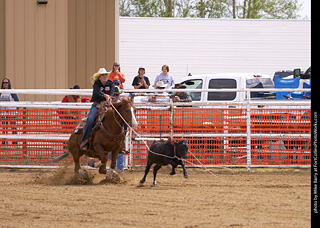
53, 152, 69, 163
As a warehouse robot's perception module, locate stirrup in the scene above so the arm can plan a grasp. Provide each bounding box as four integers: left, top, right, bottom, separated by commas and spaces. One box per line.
80, 140, 89, 151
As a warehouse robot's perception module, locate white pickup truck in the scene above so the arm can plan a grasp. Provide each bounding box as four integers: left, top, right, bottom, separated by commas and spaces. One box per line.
176, 73, 275, 103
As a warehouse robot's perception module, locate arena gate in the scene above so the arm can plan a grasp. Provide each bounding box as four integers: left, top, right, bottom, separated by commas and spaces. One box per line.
0, 89, 311, 171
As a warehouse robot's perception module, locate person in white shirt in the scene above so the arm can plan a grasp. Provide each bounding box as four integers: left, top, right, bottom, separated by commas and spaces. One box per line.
154, 65, 175, 89
0, 78, 20, 142
147, 81, 170, 103
140, 81, 170, 103
0, 78, 20, 104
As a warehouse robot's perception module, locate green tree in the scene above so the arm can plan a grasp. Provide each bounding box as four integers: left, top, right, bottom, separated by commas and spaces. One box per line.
119, 0, 302, 19
194, 0, 229, 18
239, 0, 302, 19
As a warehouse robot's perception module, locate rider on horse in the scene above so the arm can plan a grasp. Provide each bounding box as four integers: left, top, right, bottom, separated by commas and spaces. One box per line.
80, 68, 115, 151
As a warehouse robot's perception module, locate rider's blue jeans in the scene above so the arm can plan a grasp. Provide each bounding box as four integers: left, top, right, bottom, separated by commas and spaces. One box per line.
81, 103, 98, 142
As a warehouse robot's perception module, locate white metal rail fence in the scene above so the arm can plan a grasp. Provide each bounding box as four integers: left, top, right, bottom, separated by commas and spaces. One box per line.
0, 88, 311, 170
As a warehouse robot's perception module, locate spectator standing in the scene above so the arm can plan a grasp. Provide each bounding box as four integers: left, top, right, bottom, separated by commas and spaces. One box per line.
154, 65, 175, 89
0, 78, 20, 142
108, 62, 125, 89
0, 78, 19, 102
132, 67, 150, 89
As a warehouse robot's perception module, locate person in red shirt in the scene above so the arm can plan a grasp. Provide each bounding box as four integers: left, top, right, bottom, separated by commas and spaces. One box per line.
61, 85, 90, 103
108, 62, 125, 89
59, 85, 90, 131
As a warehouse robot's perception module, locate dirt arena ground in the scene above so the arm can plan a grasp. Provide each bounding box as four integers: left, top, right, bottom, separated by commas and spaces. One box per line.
0, 167, 310, 228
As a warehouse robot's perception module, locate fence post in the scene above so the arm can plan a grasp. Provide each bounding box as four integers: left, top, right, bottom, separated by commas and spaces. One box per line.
246, 90, 251, 172
169, 98, 174, 141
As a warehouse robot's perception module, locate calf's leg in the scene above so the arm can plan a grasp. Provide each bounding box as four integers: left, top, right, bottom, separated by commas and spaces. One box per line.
153, 164, 162, 186
169, 165, 176, 175
140, 161, 153, 184
179, 160, 188, 178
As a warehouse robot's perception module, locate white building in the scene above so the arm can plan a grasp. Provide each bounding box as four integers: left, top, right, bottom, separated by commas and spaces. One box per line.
119, 17, 311, 89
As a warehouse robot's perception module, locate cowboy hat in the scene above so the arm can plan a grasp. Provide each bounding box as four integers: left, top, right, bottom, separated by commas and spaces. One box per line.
152, 81, 166, 88
97, 68, 109, 75
92, 68, 110, 82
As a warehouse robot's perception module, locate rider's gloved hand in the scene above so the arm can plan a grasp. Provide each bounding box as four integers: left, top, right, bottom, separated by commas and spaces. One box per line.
104, 94, 111, 104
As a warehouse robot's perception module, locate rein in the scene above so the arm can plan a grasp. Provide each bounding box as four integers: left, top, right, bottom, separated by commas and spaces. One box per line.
96, 105, 124, 141
109, 102, 233, 181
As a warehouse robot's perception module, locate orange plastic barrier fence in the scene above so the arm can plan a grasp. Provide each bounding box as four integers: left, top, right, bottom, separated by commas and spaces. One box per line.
132, 107, 310, 167
0, 106, 311, 168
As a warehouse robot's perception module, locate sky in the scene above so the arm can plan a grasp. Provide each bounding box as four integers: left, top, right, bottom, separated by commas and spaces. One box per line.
298, 0, 311, 19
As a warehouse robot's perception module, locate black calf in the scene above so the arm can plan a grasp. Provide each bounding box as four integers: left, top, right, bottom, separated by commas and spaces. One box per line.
140, 139, 189, 185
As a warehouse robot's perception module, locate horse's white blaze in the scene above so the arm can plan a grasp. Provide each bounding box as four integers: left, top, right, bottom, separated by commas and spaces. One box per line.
131, 107, 138, 130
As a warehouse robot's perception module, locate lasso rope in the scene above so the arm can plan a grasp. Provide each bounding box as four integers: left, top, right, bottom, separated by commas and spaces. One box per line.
109, 101, 234, 181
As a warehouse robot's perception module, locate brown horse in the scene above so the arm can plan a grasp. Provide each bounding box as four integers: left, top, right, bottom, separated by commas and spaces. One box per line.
67, 96, 137, 178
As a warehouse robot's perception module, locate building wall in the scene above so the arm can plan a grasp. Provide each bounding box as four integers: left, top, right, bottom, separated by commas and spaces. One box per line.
1, 0, 118, 101
67, 0, 119, 89
0, 0, 5, 79
3, 0, 68, 101
119, 17, 311, 88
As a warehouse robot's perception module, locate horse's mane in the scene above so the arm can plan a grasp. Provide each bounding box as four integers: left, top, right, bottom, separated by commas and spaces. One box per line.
103, 97, 131, 119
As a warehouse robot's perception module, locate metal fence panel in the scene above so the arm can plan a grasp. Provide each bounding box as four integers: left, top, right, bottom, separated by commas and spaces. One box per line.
0, 102, 311, 168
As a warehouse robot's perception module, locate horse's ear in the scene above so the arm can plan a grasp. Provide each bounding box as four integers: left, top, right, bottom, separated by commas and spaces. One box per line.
130, 93, 135, 103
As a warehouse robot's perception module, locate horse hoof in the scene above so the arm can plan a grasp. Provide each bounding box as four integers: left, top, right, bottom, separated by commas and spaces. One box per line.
106, 170, 116, 180
99, 166, 107, 174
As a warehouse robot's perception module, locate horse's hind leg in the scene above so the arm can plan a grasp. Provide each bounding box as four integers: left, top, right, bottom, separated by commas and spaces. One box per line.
71, 152, 81, 174
68, 134, 83, 174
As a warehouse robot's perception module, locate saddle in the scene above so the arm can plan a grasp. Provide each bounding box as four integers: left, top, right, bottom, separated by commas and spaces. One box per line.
74, 118, 87, 134
73, 104, 107, 135
74, 103, 125, 142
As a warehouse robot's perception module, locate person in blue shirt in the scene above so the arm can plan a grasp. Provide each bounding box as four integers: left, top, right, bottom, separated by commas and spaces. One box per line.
154, 65, 174, 89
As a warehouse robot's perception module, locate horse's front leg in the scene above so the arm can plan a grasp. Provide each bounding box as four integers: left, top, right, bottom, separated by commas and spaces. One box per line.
110, 145, 121, 169
73, 155, 81, 174
106, 145, 121, 180
92, 144, 108, 174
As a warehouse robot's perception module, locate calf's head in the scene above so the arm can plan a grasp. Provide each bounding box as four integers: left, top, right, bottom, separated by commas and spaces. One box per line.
174, 140, 189, 158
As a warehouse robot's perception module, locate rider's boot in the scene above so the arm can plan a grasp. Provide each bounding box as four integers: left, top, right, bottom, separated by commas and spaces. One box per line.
80, 139, 89, 151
